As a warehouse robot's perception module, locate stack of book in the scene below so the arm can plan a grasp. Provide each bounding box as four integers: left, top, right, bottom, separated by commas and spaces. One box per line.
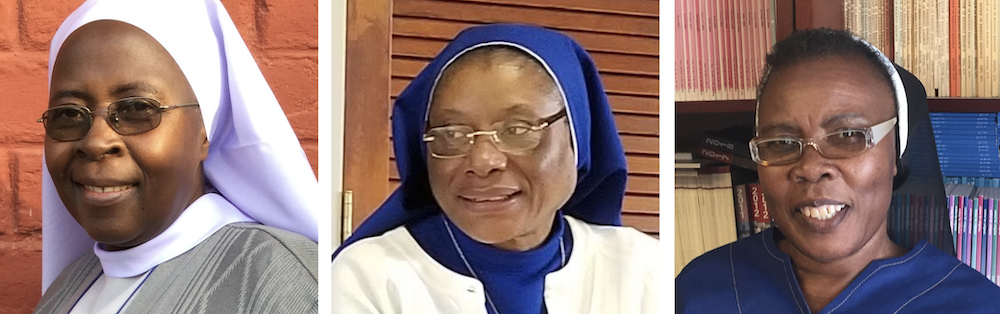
946, 183, 1000, 286
674, 0, 776, 101
846, 0, 1000, 97
930, 112, 1000, 178
675, 151, 770, 275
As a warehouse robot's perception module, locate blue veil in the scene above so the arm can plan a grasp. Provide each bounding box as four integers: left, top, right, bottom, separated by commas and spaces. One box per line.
336, 24, 628, 255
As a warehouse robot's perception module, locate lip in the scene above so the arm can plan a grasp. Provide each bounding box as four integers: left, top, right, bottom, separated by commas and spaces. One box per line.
792, 198, 850, 233
456, 187, 521, 214
74, 179, 138, 207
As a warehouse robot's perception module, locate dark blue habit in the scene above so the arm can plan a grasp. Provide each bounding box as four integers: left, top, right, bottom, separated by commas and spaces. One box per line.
676, 228, 1000, 313
334, 24, 628, 314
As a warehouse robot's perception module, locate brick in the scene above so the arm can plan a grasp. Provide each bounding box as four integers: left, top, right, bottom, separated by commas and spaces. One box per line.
0, 0, 18, 51
0, 150, 12, 235
0, 52, 50, 145
19, 0, 85, 51
14, 149, 43, 233
256, 56, 318, 141
0, 240, 42, 313
257, 0, 317, 50
220, 0, 260, 46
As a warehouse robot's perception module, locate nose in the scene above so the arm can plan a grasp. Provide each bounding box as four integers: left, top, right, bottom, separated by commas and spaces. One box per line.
790, 144, 836, 183
76, 114, 125, 161
465, 133, 507, 177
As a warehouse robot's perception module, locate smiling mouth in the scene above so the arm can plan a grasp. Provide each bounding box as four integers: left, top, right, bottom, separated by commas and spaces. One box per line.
81, 184, 136, 193
459, 192, 519, 203
799, 204, 846, 221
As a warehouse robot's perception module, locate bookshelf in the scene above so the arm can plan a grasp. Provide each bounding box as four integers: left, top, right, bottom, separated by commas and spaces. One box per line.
674, 0, 1000, 278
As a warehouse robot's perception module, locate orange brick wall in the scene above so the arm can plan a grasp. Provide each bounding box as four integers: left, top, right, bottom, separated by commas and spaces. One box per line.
0, 1, 318, 312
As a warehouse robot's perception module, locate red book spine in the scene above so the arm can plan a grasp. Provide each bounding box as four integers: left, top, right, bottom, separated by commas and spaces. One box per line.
748, 183, 770, 233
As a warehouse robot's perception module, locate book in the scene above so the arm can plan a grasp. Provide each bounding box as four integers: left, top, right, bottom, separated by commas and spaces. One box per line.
699, 125, 754, 158
748, 182, 771, 233
734, 184, 752, 239
697, 145, 758, 171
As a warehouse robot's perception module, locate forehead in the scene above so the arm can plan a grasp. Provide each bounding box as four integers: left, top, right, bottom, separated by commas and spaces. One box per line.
757, 56, 895, 133
428, 49, 563, 120
51, 20, 187, 96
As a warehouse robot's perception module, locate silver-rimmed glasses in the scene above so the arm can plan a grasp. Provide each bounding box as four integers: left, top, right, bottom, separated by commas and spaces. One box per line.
750, 117, 898, 166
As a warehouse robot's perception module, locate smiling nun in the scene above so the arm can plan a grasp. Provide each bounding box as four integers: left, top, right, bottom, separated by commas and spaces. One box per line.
331, 24, 660, 314
676, 29, 1000, 313
32, 0, 318, 313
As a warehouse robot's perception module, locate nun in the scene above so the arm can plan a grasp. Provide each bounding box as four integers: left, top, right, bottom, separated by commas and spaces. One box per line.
331, 24, 660, 313
676, 29, 1000, 313
33, 0, 318, 312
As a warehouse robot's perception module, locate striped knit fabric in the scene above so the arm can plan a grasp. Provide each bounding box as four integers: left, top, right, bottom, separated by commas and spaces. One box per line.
33, 223, 318, 314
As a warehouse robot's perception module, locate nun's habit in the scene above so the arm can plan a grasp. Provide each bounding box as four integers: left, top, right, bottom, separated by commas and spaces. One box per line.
33, 0, 318, 313
331, 24, 659, 313
676, 36, 1000, 313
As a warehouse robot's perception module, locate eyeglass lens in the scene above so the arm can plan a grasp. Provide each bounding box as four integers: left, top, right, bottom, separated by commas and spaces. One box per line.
425, 124, 545, 157
755, 129, 870, 165
42, 98, 163, 141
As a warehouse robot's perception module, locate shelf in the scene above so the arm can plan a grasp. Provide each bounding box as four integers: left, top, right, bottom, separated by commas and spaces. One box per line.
675, 100, 756, 113
677, 98, 1000, 114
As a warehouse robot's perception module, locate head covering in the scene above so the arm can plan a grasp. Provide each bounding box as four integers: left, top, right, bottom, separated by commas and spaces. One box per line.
336, 23, 628, 255
42, 0, 318, 289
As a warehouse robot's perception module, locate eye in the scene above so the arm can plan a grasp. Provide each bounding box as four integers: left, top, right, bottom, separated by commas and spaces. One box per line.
503, 125, 532, 136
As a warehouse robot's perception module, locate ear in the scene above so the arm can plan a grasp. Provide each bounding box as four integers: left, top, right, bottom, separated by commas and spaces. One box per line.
199, 125, 210, 162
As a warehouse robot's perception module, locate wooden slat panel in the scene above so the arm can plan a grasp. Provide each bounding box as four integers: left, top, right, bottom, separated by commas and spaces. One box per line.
626, 175, 658, 195
392, 71, 656, 97
623, 213, 659, 233
623, 195, 659, 214
620, 134, 658, 155
446, 0, 658, 17
393, 17, 659, 56
392, 36, 659, 76
614, 114, 658, 136
394, 0, 658, 37
626, 154, 658, 175
608, 95, 659, 115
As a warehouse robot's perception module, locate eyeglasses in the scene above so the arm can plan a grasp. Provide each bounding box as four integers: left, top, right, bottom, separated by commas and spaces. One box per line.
422, 108, 568, 158
37, 97, 200, 142
750, 117, 897, 166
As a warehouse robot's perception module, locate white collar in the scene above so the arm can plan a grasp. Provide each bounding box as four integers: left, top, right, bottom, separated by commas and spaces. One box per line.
94, 193, 253, 277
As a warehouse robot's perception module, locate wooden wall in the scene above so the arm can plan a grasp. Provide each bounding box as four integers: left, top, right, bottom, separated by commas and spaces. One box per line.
348, 0, 660, 236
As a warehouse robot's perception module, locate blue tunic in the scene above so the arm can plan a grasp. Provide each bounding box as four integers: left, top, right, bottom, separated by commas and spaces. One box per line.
676, 228, 1000, 313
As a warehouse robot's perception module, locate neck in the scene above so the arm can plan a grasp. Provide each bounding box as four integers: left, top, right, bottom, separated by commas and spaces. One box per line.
779, 229, 906, 312
490, 212, 560, 252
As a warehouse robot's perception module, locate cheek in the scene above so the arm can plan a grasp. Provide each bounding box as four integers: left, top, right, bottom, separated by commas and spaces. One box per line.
44, 141, 74, 175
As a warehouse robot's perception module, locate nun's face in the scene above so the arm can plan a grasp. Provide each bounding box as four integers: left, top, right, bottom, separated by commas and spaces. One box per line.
45, 20, 208, 251
426, 54, 577, 251
756, 56, 897, 263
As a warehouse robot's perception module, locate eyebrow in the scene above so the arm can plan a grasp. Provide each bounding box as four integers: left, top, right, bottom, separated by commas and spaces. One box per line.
757, 112, 870, 136
109, 82, 166, 99
49, 90, 95, 105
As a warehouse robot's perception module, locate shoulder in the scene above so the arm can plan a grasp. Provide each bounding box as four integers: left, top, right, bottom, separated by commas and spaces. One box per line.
332, 225, 426, 282
211, 222, 319, 280
331, 226, 454, 312
565, 216, 659, 262
35, 252, 102, 313
907, 244, 1000, 305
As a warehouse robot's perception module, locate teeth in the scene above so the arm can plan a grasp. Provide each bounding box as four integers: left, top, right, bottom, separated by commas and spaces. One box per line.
800, 204, 846, 221
83, 185, 133, 193
471, 195, 510, 202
